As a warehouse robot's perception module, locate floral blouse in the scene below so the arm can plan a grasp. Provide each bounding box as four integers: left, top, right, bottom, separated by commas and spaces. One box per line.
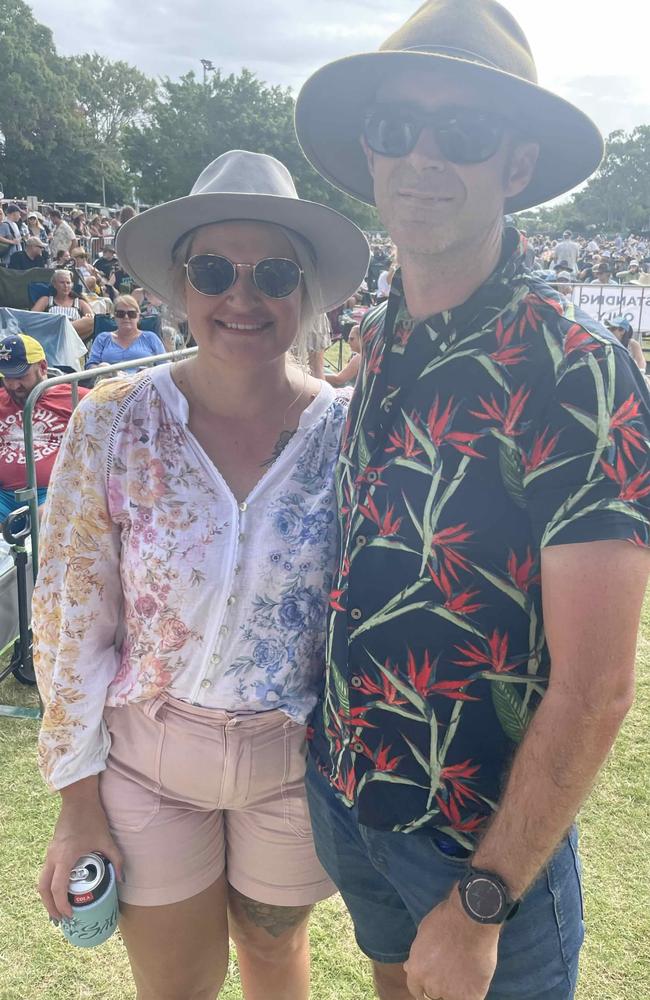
34, 365, 347, 790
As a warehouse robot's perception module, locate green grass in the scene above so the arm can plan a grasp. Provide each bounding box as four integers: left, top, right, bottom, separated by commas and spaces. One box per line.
1, 597, 649, 999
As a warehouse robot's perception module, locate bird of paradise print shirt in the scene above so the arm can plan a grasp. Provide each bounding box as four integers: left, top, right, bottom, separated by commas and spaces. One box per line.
34, 366, 347, 790
309, 227, 650, 847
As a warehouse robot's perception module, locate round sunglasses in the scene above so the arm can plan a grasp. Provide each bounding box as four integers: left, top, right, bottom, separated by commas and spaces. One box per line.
363, 105, 509, 164
185, 254, 303, 299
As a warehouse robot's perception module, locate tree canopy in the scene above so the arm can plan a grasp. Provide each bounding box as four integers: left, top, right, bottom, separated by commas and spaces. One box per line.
3, 1, 648, 235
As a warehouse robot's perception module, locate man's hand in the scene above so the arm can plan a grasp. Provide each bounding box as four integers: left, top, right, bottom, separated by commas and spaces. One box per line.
404, 890, 500, 1000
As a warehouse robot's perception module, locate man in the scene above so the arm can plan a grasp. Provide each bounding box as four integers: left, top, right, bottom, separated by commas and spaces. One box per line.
0, 333, 87, 524
8, 236, 49, 271
0, 204, 24, 267
295, 3, 650, 999
48, 209, 76, 259
590, 261, 618, 285
552, 230, 580, 272
93, 243, 118, 280
616, 259, 643, 284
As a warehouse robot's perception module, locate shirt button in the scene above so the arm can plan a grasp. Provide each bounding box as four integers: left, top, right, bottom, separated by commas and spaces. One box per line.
201, 679, 212, 689
382, 400, 393, 413
227, 595, 237, 606
219, 625, 229, 636
366, 471, 378, 484
352, 740, 365, 754
234, 565, 241, 575
211, 653, 221, 664
238, 533, 245, 543
356, 535, 367, 547
238, 501, 248, 512
351, 676, 362, 689
350, 608, 362, 621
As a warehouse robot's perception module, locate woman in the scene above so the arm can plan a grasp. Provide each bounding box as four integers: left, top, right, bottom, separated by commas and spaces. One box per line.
26, 212, 49, 243
31, 268, 95, 340
86, 293, 165, 369
605, 316, 647, 374
70, 247, 102, 284
35, 150, 369, 1000
325, 322, 362, 388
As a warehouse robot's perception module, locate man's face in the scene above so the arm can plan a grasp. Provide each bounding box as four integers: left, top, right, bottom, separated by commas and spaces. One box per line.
361, 67, 539, 258
1, 362, 47, 407
8, 210, 20, 222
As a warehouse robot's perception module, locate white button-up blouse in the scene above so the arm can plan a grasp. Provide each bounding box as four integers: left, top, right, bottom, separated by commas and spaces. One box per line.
33, 365, 347, 790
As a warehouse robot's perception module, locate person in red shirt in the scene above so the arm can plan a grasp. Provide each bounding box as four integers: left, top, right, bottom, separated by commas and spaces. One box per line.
0, 333, 87, 523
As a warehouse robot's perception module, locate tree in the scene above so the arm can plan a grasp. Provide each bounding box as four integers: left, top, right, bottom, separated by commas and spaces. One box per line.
123, 69, 378, 228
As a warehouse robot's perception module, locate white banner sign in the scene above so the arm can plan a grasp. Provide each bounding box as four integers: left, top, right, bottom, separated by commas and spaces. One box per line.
571, 284, 650, 334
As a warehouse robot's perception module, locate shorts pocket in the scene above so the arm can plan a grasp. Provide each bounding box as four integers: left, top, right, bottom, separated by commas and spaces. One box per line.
101, 703, 164, 832
280, 721, 313, 839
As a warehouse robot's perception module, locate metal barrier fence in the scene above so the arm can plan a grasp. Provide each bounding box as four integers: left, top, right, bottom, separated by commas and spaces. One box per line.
76, 235, 116, 259
546, 281, 650, 339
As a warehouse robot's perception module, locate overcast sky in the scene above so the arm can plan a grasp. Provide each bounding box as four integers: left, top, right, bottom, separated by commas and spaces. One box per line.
29, 0, 650, 191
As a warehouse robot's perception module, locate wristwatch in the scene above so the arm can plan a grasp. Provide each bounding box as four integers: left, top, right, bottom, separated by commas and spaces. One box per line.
458, 868, 520, 925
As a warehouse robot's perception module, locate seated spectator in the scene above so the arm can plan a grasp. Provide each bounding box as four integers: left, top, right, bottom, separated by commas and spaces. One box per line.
590, 262, 618, 285
9, 237, 49, 271
70, 247, 103, 285
82, 274, 110, 315
616, 260, 644, 284
85, 294, 165, 370
0, 333, 87, 524
325, 323, 362, 388
31, 268, 95, 340
605, 316, 647, 374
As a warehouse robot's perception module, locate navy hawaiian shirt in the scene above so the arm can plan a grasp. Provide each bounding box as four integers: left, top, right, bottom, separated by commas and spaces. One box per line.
309, 226, 650, 848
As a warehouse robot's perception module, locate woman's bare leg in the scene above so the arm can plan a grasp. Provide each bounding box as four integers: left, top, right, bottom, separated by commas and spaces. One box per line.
119, 875, 230, 1000
228, 886, 312, 1000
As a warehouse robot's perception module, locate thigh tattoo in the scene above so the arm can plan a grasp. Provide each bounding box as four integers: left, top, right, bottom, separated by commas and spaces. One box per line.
229, 886, 312, 939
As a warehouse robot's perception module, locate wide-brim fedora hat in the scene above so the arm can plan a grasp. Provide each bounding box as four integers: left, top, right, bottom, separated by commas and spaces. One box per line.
295, 0, 604, 213
116, 150, 370, 311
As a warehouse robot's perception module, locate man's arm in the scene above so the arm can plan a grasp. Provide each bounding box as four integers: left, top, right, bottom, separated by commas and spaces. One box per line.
405, 538, 648, 1000
471, 538, 647, 895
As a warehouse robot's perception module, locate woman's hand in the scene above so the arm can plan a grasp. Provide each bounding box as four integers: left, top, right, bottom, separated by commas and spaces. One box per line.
39, 782, 123, 921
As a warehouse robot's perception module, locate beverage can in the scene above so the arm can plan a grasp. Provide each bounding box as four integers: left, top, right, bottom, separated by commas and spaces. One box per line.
60, 853, 119, 948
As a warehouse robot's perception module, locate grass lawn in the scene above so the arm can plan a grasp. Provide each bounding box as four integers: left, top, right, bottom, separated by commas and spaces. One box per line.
1, 597, 648, 999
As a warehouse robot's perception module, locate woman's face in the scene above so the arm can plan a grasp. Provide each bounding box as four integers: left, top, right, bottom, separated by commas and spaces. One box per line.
115, 302, 139, 333
184, 220, 302, 370
348, 325, 361, 353
54, 273, 73, 296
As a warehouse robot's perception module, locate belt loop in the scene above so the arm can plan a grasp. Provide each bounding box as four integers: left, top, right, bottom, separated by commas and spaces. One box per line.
141, 690, 168, 721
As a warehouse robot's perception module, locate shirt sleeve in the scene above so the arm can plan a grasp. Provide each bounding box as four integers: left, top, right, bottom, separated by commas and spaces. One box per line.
521, 337, 650, 549
86, 332, 108, 366
148, 332, 166, 356
33, 389, 124, 790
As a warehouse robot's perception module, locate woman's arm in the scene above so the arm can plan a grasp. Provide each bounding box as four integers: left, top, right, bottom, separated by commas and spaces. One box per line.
629, 338, 647, 373
77, 296, 94, 319
31, 296, 49, 313
325, 353, 361, 387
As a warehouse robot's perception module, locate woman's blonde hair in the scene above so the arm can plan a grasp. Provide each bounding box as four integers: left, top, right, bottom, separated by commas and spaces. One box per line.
113, 293, 140, 313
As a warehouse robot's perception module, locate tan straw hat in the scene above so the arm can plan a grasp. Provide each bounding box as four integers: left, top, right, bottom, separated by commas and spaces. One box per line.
295, 0, 604, 212
116, 149, 370, 310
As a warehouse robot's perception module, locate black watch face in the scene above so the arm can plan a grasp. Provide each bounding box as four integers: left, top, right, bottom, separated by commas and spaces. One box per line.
466, 876, 505, 920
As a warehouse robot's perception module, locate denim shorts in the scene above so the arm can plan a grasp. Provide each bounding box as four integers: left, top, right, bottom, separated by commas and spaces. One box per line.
306, 758, 585, 999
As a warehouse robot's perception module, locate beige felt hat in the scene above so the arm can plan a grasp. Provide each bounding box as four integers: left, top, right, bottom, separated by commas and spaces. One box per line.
116, 150, 370, 310
295, 0, 604, 213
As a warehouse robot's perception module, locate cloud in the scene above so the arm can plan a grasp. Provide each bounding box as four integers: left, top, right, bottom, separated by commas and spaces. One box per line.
561, 75, 650, 137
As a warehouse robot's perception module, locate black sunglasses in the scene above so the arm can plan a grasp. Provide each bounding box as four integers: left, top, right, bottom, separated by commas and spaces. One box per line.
185, 254, 303, 299
363, 104, 509, 164
115, 309, 139, 319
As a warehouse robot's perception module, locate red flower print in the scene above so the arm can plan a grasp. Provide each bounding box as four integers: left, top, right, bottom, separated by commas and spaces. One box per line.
600, 453, 650, 502
374, 740, 404, 772
522, 428, 561, 473
394, 322, 415, 349
355, 669, 407, 705
355, 465, 387, 487
564, 324, 600, 356
338, 706, 377, 730
491, 319, 527, 367
430, 523, 473, 582
358, 493, 403, 537
366, 340, 384, 375
506, 548, 540, 593
386, 420, 424, 459
406, 649, 479, 701
333, 766, 357, 800
609, 394, 646, 463
435, 792, 486, 833
428, 564, 484, 616
453, 629, 524, 674
329, 587, 347, 612
427, 396, 484, 457
470, 386, 530, 437
439, 759, 482, 807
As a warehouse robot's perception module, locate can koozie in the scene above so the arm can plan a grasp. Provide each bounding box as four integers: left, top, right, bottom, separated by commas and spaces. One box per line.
61, 854, 119, 948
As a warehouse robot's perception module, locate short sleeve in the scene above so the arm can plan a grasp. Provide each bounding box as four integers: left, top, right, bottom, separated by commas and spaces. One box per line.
86, 332, 109, 366
521, 340, 650, 549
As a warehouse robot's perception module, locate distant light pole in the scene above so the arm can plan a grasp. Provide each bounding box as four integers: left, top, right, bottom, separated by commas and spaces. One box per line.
200, 58, 215, 87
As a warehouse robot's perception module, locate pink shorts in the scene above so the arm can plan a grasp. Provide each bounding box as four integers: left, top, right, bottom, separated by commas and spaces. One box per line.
99, 692, 335, 907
